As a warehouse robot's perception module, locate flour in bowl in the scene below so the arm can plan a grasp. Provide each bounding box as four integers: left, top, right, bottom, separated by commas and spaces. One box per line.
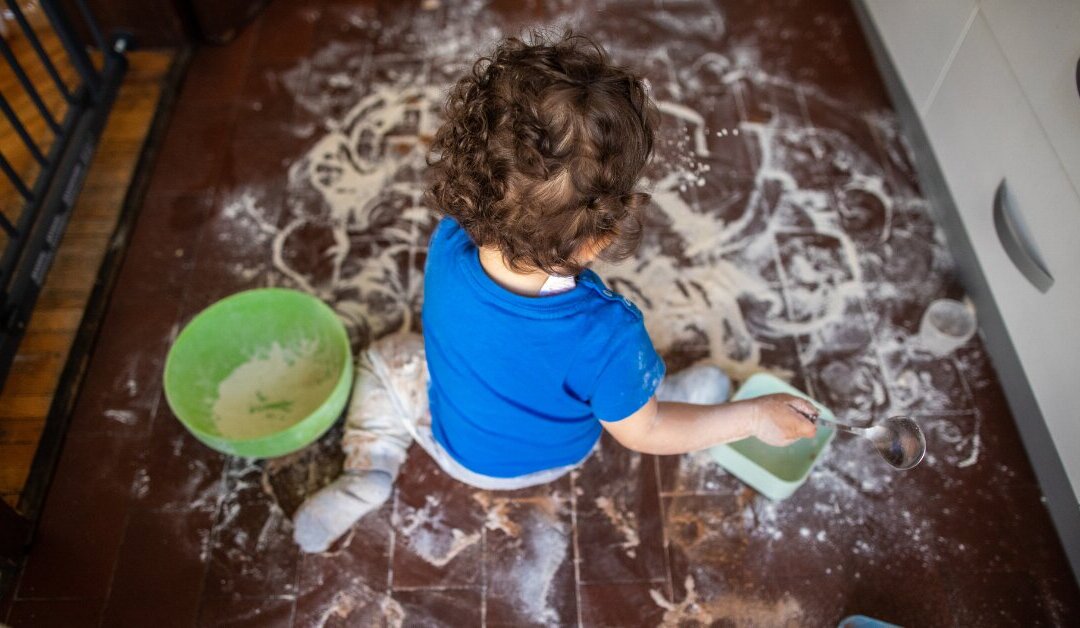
212, 340, 337, 439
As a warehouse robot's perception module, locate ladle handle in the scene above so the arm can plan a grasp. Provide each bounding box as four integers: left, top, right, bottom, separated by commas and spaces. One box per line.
812, 415, 866, 436
787, 403, 866, 435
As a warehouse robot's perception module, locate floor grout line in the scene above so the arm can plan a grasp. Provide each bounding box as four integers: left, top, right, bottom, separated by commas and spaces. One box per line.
94, 496, 134, 628
388, 584, 485, 592
290, 519, 302, 626
191, 456, 234, 625
480, 498, 487, 628
652, 455, 675, 602
569, 471, 583, 628
950, 353, 983, 469
386, 489, 398, 597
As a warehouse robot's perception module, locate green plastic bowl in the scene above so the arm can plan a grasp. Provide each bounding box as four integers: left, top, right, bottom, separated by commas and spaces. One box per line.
709, 372, 836, 500
163, 288, 353, 458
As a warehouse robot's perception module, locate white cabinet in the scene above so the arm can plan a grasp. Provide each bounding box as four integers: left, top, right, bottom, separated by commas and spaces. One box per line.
925, 14, 1080, 495
858, 0, 1080, 582
863, 0, 977, 114
979, 0, 1080, 198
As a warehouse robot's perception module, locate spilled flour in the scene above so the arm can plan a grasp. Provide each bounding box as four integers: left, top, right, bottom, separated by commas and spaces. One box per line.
652, 576, 803, 627
211, 341, 337, 439
506, 517, 568, 625
189, 0, 1030, 623
595, 496, 641, 558
478, 492, 571, 625
474, 492, 521, 537
396, 494, 481, 567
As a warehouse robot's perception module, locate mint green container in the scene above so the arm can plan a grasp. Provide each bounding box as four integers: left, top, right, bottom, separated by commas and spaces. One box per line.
709, 373, 835, 500
163, 288, 353, 458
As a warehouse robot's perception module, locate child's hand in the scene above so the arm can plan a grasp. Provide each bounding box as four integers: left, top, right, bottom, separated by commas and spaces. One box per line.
750, 394, 819, 446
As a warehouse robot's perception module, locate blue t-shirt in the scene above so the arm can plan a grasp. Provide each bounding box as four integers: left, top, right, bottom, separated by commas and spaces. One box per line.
421, 217, 666, 477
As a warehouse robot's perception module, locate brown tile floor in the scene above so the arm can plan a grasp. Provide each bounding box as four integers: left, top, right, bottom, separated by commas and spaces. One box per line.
4, 0, 1079, 626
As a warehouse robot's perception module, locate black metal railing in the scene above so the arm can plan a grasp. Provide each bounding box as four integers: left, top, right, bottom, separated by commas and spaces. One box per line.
0, 0, 128, 391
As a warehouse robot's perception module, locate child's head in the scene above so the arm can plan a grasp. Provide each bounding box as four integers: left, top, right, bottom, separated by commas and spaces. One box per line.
428, 32, 658, 275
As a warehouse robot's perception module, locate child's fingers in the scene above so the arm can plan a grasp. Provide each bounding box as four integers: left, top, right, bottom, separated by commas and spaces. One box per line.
793, 398, 820, 418
782, 396, 819, 419
780, 397, 818, 438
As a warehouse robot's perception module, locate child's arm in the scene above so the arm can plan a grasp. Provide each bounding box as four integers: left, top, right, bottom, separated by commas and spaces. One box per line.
600, 394, 818, 455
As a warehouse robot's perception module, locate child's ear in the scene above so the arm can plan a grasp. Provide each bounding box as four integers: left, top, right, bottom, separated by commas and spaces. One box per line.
576, 234, 615, 264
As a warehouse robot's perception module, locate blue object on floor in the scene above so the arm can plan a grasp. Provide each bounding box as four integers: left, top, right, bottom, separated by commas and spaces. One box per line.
838, 615, 902, 628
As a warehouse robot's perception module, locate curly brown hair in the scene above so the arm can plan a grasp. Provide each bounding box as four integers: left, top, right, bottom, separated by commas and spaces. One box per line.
426, 32, 658, 275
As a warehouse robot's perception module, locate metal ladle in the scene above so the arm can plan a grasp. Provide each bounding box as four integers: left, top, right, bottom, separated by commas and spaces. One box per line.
790, 406, 927, 470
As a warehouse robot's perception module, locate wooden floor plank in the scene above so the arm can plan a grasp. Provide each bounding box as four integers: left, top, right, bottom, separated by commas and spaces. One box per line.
0, 44, 175, 502
10, 308, 82, 333
6, 353, 65, 396
0, 395, 51, 420
0, 419, 48, 444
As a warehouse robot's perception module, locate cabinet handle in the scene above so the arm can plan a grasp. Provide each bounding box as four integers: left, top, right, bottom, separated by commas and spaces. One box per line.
993, 179, 1054, 293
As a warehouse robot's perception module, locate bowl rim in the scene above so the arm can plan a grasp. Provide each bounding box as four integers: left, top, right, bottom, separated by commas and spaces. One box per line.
162, 287, 353, 447
713, 371, 837, 491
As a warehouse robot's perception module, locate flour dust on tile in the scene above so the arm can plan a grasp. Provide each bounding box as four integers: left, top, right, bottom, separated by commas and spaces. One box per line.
651, 575, 803, 626
395, 494, 481, 568
198, 0, 1003, 622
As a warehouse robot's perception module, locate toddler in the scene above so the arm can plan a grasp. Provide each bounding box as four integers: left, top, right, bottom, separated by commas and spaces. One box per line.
293, 33, 817, 552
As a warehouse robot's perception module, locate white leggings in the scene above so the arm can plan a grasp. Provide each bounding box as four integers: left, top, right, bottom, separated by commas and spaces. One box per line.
341, 333, 586, 491
341, 333, 730, 491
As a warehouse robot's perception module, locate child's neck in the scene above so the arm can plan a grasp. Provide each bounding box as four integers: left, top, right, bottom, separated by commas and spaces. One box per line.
478, 247, 552, 297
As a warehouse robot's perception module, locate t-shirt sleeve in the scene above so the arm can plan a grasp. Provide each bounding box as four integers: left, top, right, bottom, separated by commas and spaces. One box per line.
426, 217, 468, 272
590, 321, 666, 422
430, 216, 460, 250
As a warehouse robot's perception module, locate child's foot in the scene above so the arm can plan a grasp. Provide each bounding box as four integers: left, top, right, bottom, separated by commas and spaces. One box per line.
292, 471, 393, 553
